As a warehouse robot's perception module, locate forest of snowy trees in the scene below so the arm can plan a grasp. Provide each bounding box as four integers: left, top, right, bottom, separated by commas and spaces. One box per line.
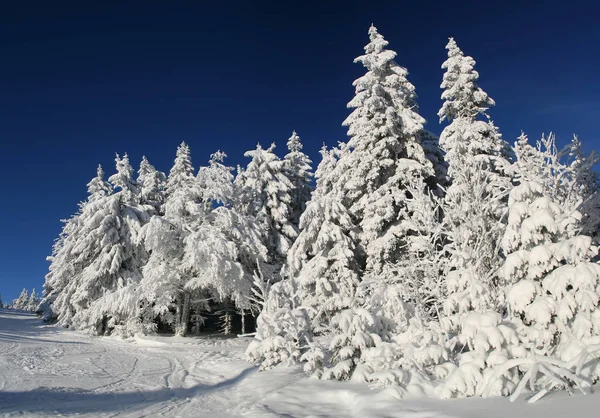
2, 288, 40, 311
41, 26, 600, 401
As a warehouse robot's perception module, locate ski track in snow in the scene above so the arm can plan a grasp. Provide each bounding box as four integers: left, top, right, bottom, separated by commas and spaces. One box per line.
2, 309, 600, 417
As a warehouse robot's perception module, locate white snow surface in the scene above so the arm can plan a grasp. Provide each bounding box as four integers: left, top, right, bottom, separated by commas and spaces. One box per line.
1, 309, 599, 418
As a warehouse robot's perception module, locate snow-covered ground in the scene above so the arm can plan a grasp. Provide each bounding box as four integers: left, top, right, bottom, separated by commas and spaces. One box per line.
1, 308, 598, 417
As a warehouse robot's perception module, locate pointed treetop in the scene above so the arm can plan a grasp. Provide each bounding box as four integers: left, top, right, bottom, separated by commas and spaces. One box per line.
355, 25, 396, 70
366, 25, 388, 54
445, 37, 460, 57
287, 131, 303, 153
87, 164, 112, 201
139, 155, 151, 171
108, 153, 138, 197
439, 37, 495, 122
167, 142, 195, 195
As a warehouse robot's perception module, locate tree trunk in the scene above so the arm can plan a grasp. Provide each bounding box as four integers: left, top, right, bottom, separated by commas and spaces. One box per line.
241, 310, 246, 334
175, 292, 191, 337
179, 292, 191, 337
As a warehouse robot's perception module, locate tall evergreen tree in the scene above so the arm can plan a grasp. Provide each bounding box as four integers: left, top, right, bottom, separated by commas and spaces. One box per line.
438, 38, 513, 333
235, 143, 297, 270
139, 142, 203, 336
253, 26, 439, 380
68, 154, 150, 335
42, 156, 150, 335
41, 165, 112, 325
284, 145, 360, 328
13, 289, 29, 310
28, 289, 40, 312
283, 131, 314, 227
334, 25, 435, 281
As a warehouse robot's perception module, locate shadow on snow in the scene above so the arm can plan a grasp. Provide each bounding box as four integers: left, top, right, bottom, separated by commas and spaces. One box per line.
0, 366, 257, 415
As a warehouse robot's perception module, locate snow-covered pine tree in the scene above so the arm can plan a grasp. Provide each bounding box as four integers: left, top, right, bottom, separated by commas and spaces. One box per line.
324, 25, 440, 381
65, 154, 150, 335
438, 37, 513, 177
284, 145, 360, 327
283, 131, 314, 228
87, 164, 113, 201
139, 142, 203, 336
246, 271, 313, 370
27, 289, 40, 313
41, 165, 112, 324
269, 26, 439, 382
137, 156, 166, 212
337, 25, 435, 275
13, 289, 29, 310
432, 38, 519, 397
438, 37, 513, 329
235, 143, 297, 271
247, 144, 352, 372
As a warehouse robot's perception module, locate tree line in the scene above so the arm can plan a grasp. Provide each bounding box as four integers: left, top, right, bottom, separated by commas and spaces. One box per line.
41, 25, 600, 400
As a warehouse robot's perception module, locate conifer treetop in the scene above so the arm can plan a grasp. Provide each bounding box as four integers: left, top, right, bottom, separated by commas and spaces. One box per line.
87, 164, 112, 201
108, 153, 139, 198
439, 37, 495, 122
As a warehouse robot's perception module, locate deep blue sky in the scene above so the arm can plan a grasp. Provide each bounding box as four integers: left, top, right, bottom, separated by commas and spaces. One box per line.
1, 1, 599, 303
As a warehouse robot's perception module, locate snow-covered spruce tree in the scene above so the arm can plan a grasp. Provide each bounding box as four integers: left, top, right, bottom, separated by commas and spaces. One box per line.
139, 142, 203, 336
325, 25, 441, 383
235, 143, 297, 271
438, 37, 513, 329
41, 165, 112, 324
272, 26, 439, 383
137, 156, 166, 213
66, 154, 151, 335
246, 275, 313, 370
283, 131, 314, 228
247, 144, 350, 371
108, 153, 140, 200
284, 145, 360, 329
27, 289, 40, 313
434, 38, 522, 398
13, 289, 29, 310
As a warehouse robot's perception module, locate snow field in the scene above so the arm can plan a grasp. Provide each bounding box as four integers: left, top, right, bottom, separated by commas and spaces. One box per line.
2, 309, 600, 417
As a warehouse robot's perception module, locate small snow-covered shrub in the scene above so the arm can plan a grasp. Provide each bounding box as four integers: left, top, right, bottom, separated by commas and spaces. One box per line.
246, 280, 312, 370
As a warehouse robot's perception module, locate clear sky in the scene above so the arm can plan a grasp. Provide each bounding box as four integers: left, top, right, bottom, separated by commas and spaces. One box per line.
0, 0, 599, 303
